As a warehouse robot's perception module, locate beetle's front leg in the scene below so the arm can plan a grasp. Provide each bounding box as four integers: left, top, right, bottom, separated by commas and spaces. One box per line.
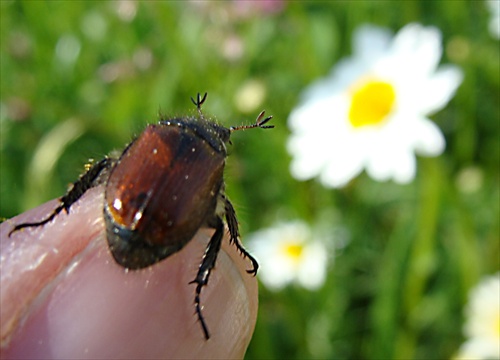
9, 157, 114, 236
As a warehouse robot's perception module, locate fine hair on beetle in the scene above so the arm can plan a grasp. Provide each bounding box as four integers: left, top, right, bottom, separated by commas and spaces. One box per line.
9, 93, 274, 340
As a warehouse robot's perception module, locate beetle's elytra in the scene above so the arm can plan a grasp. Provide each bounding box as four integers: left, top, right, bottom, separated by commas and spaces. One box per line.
9, 93, 273, 340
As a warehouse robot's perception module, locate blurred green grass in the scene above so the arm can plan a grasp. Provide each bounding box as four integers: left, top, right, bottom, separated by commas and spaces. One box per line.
1, 1, 498, 359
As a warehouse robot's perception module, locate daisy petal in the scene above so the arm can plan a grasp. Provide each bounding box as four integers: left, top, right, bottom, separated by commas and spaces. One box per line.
413, 118, 446, 156
487, 0, 500, 39
418, 65, 464, 114
392, 151, 416, 184
353, 24, 392, 62
391, 23, 442, 77
320, 144, 365, 188
366, 146, 415, 184
289, 151, 324, 181
303, 59, 366, 102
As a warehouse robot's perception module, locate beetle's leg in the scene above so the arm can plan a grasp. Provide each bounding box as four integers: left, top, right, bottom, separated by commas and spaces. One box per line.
9, 157, 114, 236
223, 196, 259, 276
189, 216, 224, 340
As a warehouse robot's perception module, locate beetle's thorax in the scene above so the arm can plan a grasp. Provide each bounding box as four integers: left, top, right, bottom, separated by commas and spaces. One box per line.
159, 116, 231, 155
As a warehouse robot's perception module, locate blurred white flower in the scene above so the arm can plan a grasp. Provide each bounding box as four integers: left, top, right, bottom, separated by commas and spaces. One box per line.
456, 273, 500, 360
487, 0, 500, 39
247, 221, 328, 291
288, 23, 463, 188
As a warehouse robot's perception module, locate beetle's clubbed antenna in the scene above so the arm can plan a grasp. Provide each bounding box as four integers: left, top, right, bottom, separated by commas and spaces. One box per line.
230, 110, 274, 132
191, 92, 208, 119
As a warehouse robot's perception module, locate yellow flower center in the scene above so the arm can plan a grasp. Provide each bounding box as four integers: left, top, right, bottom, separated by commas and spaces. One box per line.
348, 79, 396, 128
282, 243, 304, 263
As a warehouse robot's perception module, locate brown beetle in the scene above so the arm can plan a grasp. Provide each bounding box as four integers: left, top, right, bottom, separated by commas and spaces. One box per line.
9, 93, 273, 339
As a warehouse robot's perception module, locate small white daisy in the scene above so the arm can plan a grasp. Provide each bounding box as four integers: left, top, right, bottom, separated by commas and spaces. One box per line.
247, 221, 328, 291
456, 273, 500, 360
288, 23, 463, 188
487, 0, 500, 39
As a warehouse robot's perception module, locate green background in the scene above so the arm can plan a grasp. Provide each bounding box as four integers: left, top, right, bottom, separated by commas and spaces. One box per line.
1, 1, 498, 359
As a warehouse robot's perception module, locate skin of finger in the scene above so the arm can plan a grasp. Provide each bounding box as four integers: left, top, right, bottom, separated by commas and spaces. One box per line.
0, 187, 258, 359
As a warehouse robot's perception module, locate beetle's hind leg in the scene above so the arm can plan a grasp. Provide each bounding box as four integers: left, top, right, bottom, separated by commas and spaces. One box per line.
189, 216, 225, 340
223, 196, 259, 275
9, 157, 114, 236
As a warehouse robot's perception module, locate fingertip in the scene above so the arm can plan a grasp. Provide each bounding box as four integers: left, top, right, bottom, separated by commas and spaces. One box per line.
2, 195, 258, 359
1, 187, 104, 352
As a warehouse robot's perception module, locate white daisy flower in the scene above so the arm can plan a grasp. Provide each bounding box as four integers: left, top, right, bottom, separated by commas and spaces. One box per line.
487, 0, 500, 39
247, 221, 328, 291
456, 273, 500, 360
288, 23, 464, 188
